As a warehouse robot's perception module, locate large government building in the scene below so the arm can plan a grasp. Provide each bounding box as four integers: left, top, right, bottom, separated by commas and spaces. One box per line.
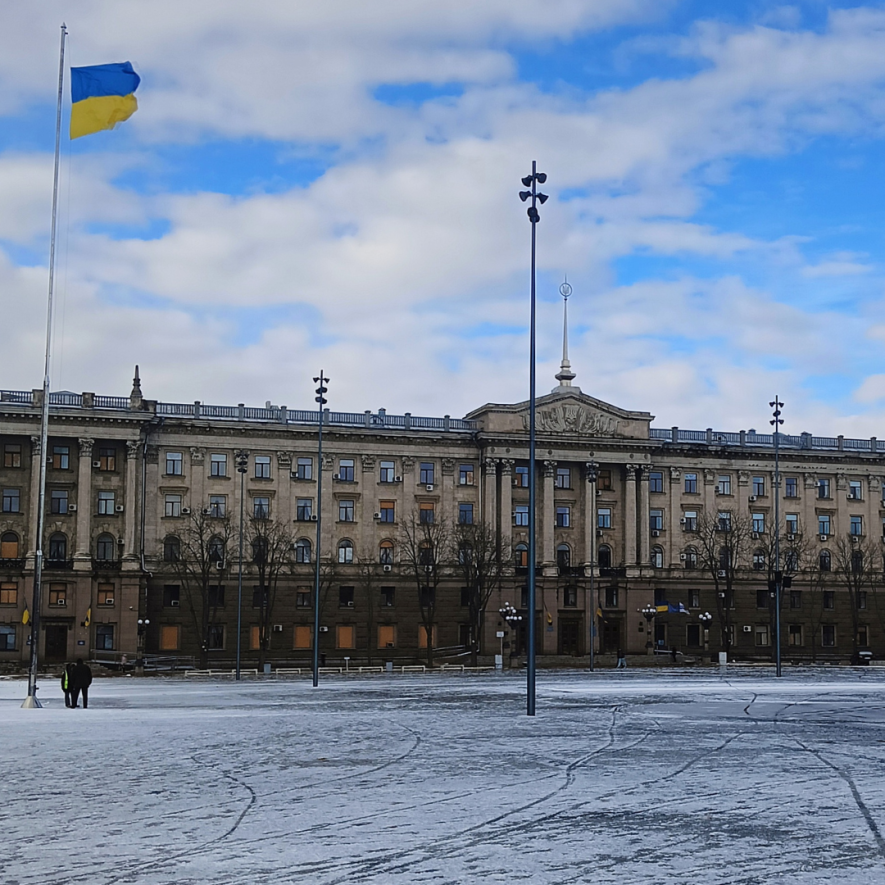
2, 359, 884, 670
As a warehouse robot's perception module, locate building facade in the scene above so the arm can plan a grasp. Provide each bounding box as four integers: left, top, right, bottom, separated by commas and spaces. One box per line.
2, 369, 885, 669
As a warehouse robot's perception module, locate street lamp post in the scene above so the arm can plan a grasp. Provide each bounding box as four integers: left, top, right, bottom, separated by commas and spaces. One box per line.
312, 372, 328, 688
585, 460, 599, 671
642, 604, 657, 655
235, 450, 248, 681
770, 397, 784, 678
519, 161, 548, 717
699, 611, 712, 653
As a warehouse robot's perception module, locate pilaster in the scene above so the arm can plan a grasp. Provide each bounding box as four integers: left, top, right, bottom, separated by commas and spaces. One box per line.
638, 465, 650, 567
542, 460, 556, 568
74, 438, 94, 560
483, 458, 497, 529
624, 464, 637, 566
499, 459, 513, 555
124, 440, 139, 558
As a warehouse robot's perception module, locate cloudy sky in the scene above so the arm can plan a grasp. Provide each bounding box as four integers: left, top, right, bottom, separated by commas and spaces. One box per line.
3, 1, 885, 436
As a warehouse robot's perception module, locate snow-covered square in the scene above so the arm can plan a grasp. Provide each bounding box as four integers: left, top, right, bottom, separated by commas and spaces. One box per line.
4, 668, 885, 884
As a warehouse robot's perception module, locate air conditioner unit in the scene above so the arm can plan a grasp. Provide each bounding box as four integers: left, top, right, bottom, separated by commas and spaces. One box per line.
596, 529, 603, 537
68, 504, 77, 512
290, 471, 298, 479
787, 533, 795, 541
319, 626, 329, 633
743, 625, 752, 633
170, 599, 180, 607
310, 514, 318, 521
214, 561, 225, 570
56, 598, 66, 606
116, 537, 125, 545
679, 553, 687, 561
92, 461, 101, 468
273, 624, 283, 633
181, 507, 191, 515
820, 534, 828, 542
115, 504, 124, 513
374, 512, 382, 520
751, 532, 759, 539
680, 517, 686, 524
426, 484, 434, 491
202, 508, 212, 515
851, 535, 860, 543
383, 564, 392, 572
333, 473, 340, 480
424, 565, 432, 573
512, 479, 520, 488
346, 601, 354, 607
385, 642, 395, 648
105, 598, 114, 606
717, 570, 727, 578
651, 530, 660, 537
395, 476, 402, 483
749, 496, 757, 502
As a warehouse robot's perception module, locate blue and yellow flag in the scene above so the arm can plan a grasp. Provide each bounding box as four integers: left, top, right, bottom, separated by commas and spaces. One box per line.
70, 62, 140, 139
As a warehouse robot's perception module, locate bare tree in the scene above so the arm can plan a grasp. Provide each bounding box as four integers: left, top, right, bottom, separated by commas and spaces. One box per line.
833, 535, 877, 664
452, 519, 508, 666
163, 509, 232, 668
356, 548, 380, 666
806, 552, 832, 662
400, 509, 451, 666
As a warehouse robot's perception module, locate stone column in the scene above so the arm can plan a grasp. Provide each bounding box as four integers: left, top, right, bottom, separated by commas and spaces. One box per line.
483, 458, 497, 529
668, 467, 682, 566
74, 438, 95, 562
26, 436, 42, 559
499, 459, 513, 555
583, 463, 596, 569
123, 441, 139, 557
276, 451, 293, 523
638, 465, 650, 568
625, 465, 637, 566
542, 460, 556, 568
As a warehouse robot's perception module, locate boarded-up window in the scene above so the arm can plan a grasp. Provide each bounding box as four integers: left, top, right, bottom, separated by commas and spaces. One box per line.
378, 625, 396, 649
0, 583, 17, 605
97, 584, 114, 606
336, 624, 355, 649
294, 625, 312, 649
250, 625, 263, 650
417, 625, 437, 648
0, 532, 19, 558
159, 625, 179, 651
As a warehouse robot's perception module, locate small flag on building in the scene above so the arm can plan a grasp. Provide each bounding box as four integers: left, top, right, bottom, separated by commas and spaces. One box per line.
85, 607, 92, 627
70, 62, 140, 139
22, 608, 29, 625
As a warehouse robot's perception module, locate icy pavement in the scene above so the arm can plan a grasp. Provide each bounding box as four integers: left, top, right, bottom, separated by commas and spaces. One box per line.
3, 668, 885, 885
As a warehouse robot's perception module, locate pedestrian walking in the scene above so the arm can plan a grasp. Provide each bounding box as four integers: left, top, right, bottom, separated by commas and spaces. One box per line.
616, 648, 626, 669
670, 645, 678, 663
70, 658, 93, 708
60, 662, 74, 707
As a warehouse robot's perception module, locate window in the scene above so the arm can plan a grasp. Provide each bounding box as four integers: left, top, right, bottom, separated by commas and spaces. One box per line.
557, 544, 571, 572
338, 540, 354, 564
514, 466, 529, 488
338, 499, 354, 522
604, 586, 618, 607
210, 454, 227, 477
93, 446, 115, 472
163, 585, 180, 607
95, 534, 115, 561
337, 459, 354, 482
0, 583, 18, 604
164, 495, 181, 518
419, 462, 435, 485
684, 547, 698, 570
514, 544, 528, 568
165, 452, 182, 475
684, 473, 698, 494
296, 590, 311, 608
209, 496, 226, 518
0, 624, 15, 650
649, 471, 663, 493
752, 624, 769, 647
822, 624, 836, 647
858, 625, 869, 647
819, 549, 831, 572
419, 502, 435, 525
783, 624, 802, 647
786, 590, 801, 610
296, 499, 313, 521
97, 583, 115, 605
563, 585, 577, 607
785, 549, 799, 571
339, 586, 354, 608
555, 467, 571, 489
719, 547, 730, 570
295, 538, 311, 563
419, 544, 434, 569
381, 586, 395, 607
823, 591, 835, 610
208, 625, 225, 650
651, 546, 663, 568
818, 478, 830, 499
752, 513, 765, 533
718, 512, 732, 532
417, 625, 438, 648
717, 475, 731, 495
682, 511, 697, 532
858, 591, 868, 610
253, 497, 269, 519
251, 537, 267, 565
52, 446, 69, 470
48, 533, 66, 560
254, 455, 271, 479
597, 508, 611, 529
294, 625, 312, 649
48, 583, 66, 606
3, 444, 21, 468
757, 588, 770, 609
50, 490, 68, 515
459, 464, 475, 486
555, 506, 570, 528
208, 585, 225, 607
159, 625, 180, 651
785, 477, 798, 498
849, 480, 862, 500
689, 588, 700, 608
336, 625, 355, 649
753, 549, 766, 571
752, 476, 765, 496
378, 624, 396, 648
252, 586, 268, 609
818, 514, 831, 536
2, 488, 20, 512
98, 491, 115, 515
379, 540, 394, 564
295, 457, 312, 480
379, 460, 396, 483
686, 624, 701, 647
514, 505, 529, 527
649, 509, 663, 531
163, 536, 180, 562
785, 513, 798, 534
458, 503, 474, 525
597, 469, 612, 491
850, 516, 863, 536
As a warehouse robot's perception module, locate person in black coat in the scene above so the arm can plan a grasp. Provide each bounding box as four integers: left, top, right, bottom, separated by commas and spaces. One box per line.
70, 658, 93, 708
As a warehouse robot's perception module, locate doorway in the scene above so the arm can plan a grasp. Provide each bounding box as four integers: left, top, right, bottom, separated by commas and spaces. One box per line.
601, 618, 622, 654
44, 625, 68, 663
558, 618, 583, 656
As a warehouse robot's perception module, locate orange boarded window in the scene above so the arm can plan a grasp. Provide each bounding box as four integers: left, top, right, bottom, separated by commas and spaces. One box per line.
378, 625, 396, 649
0, 532, 19, 558
417, 625, 437, 648
336, 624, 355, 649
159, 625, 180, 651
0, 583, 17, 605
250, 625, 264, 650
293, 625, 312, 649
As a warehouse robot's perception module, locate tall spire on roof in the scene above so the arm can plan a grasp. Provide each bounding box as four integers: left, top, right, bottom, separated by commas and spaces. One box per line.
554, 280, 576, 387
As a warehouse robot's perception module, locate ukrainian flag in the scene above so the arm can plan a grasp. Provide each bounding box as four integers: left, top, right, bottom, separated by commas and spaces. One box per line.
70, 62, 140, 139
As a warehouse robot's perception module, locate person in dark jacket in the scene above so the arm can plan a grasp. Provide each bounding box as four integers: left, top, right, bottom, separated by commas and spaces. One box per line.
60, 662, 74, 707
70, 658, 93, 708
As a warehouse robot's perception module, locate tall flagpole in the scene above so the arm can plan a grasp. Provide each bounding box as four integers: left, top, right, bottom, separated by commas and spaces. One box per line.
23, 22, 67, 708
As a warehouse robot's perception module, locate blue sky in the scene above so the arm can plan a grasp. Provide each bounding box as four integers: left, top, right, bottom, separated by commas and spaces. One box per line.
3, 1, 885, 434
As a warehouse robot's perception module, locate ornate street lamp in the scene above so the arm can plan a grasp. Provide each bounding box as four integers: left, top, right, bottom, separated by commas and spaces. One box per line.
641, 604, 657, 655
235, 450, 248, 680
312, 372, 328, 688
585, 460, 599, 670
699, 611, 712, 653
770, 397, 784, 677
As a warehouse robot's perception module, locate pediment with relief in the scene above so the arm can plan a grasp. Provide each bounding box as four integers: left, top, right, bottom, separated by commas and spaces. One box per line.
523, 403, 620, 436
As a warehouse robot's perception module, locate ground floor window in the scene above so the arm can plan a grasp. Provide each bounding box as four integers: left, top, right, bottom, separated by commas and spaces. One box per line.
378, 624, 396, 649
293, 625, 312, 649
337, 624, 355, 649
95, 624, 114, 651
250, 625, 264, 650
0, 624, 15, 650
858, 625, 869, 648
208, 624, 225, 649
822, 624, 836, 647
755, 625, 770, 647
159, 625, 180, 651
686, 624, 701, 647
788, 624, 803, 647
417, 625, 438, 649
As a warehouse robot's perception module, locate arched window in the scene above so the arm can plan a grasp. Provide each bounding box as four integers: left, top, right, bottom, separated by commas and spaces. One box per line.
48, 532, 66, 561
752, 549, 766, 571
0, 531, 19, 559
514, 543, 528, 568
251, 536, 267, 565
295, 538, 311, 564
338, 539, 354, 564
785, 549, 799, 572
209, 536, 225, 563
164, 536, 181, 562
556, 544, 571, 573
851, 550, 863, 575
683, 547, 698, 570
651, 545, 663, 569
96, 533, 116, 561
379, 539, 394, 564
819, 549, 831, 572
598, 545, 612, 569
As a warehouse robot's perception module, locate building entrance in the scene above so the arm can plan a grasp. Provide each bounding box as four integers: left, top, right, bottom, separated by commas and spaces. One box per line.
558, 617, 583, 656
44, 625, 68, 663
